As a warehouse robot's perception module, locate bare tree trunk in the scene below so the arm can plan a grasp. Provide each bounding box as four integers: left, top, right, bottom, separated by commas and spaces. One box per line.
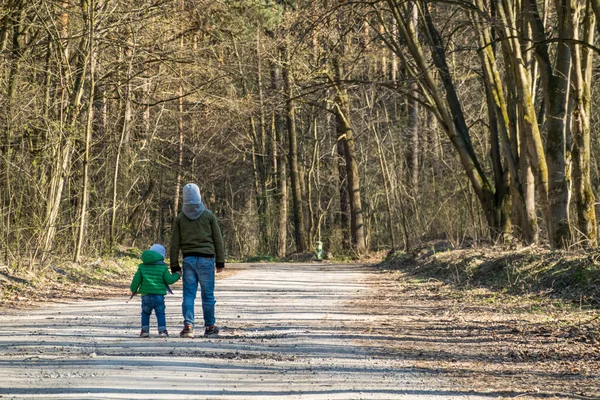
407, 83, 419, 190
110, 36, 133, 248
570, 0, 597, 246
334, 60, 366, 254
523, 0, 572, 247
2, 3, 25, 262
283, 46, 306, 253
336, 137, 350, 248
173, 67, 184, 219
44, 0, 89, 255
517, 13, 540, 244
277, 118, 288, 258
407, 3, 419, 193
173, 2, 185, 220
74, 0, 96, 262
307, 112, 319, 242
473, 1, 521, 240
256, 31, 270, 251
419, 0, 499, 230
519, 108, 539, 243
498, 13, 539, 243
373, 117, 397, 250
483, 81, 511, 240
497, 0, 550, 241
271, 58, 288, 258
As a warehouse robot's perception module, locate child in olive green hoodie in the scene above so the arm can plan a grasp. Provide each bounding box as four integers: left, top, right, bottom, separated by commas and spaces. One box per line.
130, 244, 180, 337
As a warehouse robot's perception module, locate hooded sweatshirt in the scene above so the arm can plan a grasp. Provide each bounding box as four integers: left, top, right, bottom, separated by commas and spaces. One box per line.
170, 183, 225, 270
130, 249, 181, 295
182, 183, 205, 220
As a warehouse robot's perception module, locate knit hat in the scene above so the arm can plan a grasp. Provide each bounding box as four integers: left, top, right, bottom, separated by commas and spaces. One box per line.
149, 244, 166, 259
182, 183, 205, 220
183, 183, 202, 205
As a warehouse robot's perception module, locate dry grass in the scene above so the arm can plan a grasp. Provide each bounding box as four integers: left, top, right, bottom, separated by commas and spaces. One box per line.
0, 252, 247, 310
362, 243, 600, 398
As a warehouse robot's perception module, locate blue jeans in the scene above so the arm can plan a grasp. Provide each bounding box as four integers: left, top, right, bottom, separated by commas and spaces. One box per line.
182, 256, 216, 327
141, 294, 166, 332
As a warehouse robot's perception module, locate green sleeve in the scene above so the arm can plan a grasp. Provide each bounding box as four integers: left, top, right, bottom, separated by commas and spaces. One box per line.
130, 267, 142, 293
170, 216, 181, 268
163, 266, 181, 285
211, 213, 225, 263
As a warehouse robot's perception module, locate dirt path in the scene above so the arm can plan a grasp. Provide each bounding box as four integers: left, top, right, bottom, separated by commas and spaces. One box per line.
0, 262, 491, 399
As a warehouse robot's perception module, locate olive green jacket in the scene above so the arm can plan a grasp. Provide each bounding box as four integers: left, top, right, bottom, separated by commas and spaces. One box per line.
170, 209, 225, 269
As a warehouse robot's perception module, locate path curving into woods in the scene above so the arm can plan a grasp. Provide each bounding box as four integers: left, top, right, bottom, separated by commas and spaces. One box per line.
0, 263, 486, 399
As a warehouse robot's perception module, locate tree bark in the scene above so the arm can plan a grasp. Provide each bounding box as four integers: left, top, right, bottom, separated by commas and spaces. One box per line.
570, 0, 597, 246
336, 136, 350, 248
334, 60, 366, 254
523, 0, 572, 247
418, 0, 499, 231
2, 2, 25, 262
497, 0, 550, 241
473, 1, 521, 240
256, 31, 271, 251
44, 0, 89, 255
271, 57, 288, 258
74, 0, 96, 262
373, 117, 397, 250
407, 3, 420, 193
173, 66, 184, 220
283, 45, 306, 253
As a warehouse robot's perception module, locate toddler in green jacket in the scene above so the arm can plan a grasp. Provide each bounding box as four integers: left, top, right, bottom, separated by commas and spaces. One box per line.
130, 244, 180, 337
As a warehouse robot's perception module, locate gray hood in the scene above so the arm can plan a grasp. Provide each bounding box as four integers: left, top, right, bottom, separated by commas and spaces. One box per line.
182, 183, 205, 220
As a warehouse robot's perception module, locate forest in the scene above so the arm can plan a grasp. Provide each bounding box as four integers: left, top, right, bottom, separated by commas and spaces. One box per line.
2, 0, 600, 266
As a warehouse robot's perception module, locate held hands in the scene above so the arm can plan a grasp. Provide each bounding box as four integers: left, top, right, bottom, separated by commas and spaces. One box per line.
171, 265, 182, 274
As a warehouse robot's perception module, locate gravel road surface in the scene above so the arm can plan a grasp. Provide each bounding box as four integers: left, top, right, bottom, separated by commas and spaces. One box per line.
0, 263, 485, 399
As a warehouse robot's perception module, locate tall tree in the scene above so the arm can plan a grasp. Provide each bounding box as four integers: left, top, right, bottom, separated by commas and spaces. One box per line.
283, 44, 307, 253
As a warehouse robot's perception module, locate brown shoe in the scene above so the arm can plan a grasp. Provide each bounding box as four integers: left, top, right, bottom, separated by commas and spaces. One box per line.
180, 325, 194, 338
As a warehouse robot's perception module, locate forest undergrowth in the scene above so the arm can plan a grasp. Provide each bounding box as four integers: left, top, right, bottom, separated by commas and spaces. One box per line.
374, 242, 600, 398
384, 241, 600, 307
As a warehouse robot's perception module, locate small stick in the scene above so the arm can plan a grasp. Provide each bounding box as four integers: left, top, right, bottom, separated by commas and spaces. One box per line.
126, 292, 137, 303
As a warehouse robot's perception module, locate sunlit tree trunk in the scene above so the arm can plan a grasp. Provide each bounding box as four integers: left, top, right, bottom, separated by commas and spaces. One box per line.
74, 0, 97, 262
271, 56, 288, 257
497, 0, 549, 242
173, 25, 185, 219
255, 31, 270, 252
406, 3, 419, 193
44, 0, 89, 256
570, 0, 597, 246
524, 0, 572, 247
